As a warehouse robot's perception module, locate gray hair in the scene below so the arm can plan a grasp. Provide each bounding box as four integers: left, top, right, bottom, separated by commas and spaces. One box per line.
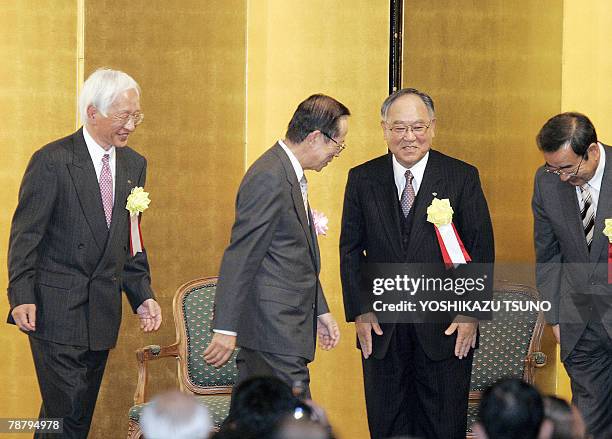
380, 88, 435, 120
140, 391, 211, 439
79, 68, 141, 122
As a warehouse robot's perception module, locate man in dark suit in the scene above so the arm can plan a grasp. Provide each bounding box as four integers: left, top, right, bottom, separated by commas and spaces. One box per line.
532, 112, 612, 439
7, 68, 162, 438
204, 94, 347, 397
340, 88, 495, 439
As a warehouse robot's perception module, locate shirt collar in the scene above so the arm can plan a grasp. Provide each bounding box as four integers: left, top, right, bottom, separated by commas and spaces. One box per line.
278, 139, 304, 182
392, 150, 430, 192
586, 142, 606, 191
83, 125, 115, 163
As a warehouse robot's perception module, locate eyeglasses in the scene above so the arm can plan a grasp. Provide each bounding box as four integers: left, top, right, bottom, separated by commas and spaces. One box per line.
110, 111, 144, 126
322, 131, 347, 155
544, 154, 584, 177
386, 121, 432, 137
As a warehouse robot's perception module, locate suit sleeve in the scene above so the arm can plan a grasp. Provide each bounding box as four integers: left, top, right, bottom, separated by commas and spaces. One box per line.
456, 167, 495, 264
7, 150, 58, 309
316, 278, 329, 316
122, 158, 155, 312
532, 173, 561, 324
213, 170, 283, 332
454, 167, 495, 319
340, 168, 367, 322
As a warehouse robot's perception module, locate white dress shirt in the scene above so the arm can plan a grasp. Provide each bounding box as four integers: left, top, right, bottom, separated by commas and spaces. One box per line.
392, 151, 430, 199
576, 142, 605, 215
83, 126, 116, 202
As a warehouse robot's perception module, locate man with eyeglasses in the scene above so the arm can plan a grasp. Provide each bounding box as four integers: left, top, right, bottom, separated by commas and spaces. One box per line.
340, 88, 494, 439
204, 94, 346, 399
532, 112, 612, 439
7, 68, 161, 438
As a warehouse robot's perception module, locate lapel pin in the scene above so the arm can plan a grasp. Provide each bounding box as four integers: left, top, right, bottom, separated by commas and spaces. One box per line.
432, 192, 437, 196
128, 179, 132, 184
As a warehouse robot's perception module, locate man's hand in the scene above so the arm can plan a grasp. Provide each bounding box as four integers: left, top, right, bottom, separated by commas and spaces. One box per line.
11, 304, 37, 332
136, 299, 162, 332
204, 333, 236, 367
445, 316, 478, 359
355, 312, 383, 359
317, 313, 340, 350
552, 324, 560, 344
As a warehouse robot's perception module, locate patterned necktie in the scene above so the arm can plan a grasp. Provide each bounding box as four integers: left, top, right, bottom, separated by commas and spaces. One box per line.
580, 185, 594, 250
300, 175, 309, 223
100, 154, 113, 228
400, 170, 415, 217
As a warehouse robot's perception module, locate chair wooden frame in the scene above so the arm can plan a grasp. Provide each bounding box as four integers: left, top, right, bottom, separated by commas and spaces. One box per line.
466, 281, 548, 438
127, 276, 233, 439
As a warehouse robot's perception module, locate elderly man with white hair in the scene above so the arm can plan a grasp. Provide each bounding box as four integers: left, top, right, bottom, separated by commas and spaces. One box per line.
7, 68, 162, 438
141, 391, 212, 439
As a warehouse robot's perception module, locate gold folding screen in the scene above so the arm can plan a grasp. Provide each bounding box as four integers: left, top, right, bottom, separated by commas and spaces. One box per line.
0, 3, 79, 436
5, 1, 612, 437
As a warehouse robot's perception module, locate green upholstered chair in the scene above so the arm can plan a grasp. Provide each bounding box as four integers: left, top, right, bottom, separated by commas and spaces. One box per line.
465, 282, 547, 438
127, 277, 238, 439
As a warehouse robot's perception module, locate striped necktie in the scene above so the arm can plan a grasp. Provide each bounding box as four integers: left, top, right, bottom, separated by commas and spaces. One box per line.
580, 185, 594, 250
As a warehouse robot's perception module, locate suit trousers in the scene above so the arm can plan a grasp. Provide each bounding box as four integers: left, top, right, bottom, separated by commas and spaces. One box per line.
563, 321, 612, 439
362, 324, 473, 439
234, 347, 311, 400
29, 337, 109, 439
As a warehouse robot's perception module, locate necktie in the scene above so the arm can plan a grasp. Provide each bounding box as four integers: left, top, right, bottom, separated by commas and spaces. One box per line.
400, 170, 415, 217
580, 185, 594, 250
100, 154, 113, 228
300, 175, 309, 222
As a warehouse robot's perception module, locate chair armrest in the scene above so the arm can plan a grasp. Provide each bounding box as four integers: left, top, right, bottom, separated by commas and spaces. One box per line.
134, 343, 180, 405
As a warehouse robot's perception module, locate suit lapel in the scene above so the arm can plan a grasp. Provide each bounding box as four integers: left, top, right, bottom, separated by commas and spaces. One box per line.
589, 145, 612, 265
370, 155, 403, 260
273, 144, 317, 262
105, 148, 130, 254
308, 207, 321, 271
557, 179, 590, 261
406, 151, 443, 257
67, 128, 109, 251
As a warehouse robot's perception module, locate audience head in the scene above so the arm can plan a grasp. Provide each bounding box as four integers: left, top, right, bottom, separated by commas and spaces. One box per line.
543, 395, 586, 439
140, 390, 211, 439
221, 376, 301, 436
272, 417, 330, 439
474, 378, 552, 439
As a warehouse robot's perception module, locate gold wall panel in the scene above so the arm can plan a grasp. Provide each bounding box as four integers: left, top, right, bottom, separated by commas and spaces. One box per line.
401, 0, 564, 396
0, 1, 78, 436
402, 0, 563, 263
83, 1, 246, 436
246, 1, 388, 437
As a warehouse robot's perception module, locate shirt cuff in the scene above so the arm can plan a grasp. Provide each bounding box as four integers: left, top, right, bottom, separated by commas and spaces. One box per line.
213, 329, 237, 336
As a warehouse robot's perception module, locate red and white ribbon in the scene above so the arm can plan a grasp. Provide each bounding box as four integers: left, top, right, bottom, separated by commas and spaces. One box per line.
129, 214, 144, 256
608, 243, 612, 284
433, 223, 471, 269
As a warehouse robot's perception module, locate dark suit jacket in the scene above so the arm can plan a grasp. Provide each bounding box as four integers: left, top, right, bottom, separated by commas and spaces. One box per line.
340, 150, 495, 360
7, 128, 154, 351
533, 144, 612, 360
213, 143, 329, 362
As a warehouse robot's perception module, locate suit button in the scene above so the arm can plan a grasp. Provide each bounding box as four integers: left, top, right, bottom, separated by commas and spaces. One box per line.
312, 303, 315, 309
111, 276, 117, 282
78, 243, 85, 249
